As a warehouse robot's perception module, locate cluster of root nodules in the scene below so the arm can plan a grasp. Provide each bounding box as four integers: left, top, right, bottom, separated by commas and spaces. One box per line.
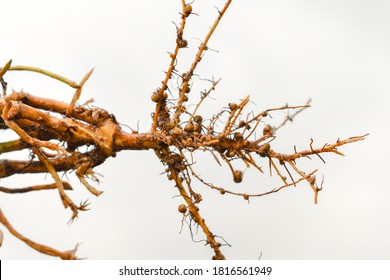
149, 1, 366, 260
152, 78, 366, 259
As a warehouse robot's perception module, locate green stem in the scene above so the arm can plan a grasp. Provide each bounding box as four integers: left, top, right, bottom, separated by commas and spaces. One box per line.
5, 65, 79, 88
0, 139, 26, 154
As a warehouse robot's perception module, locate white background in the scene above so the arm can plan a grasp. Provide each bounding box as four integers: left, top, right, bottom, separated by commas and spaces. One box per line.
0, 0, 389, 259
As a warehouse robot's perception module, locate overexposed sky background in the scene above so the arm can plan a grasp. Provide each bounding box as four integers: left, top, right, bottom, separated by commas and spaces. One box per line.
0, 0, 389, 259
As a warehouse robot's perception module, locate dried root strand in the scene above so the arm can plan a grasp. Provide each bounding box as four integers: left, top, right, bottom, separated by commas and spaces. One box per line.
67, 68, 94, 116
0, 208, 81, 259
151, 0, 192, 131
269, 134, 369, 162
191, 165, 317, 200
172, 0, 233, 125
32, 147, 80, 220
0, 182, 73, 194
170, 168, 226, 260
